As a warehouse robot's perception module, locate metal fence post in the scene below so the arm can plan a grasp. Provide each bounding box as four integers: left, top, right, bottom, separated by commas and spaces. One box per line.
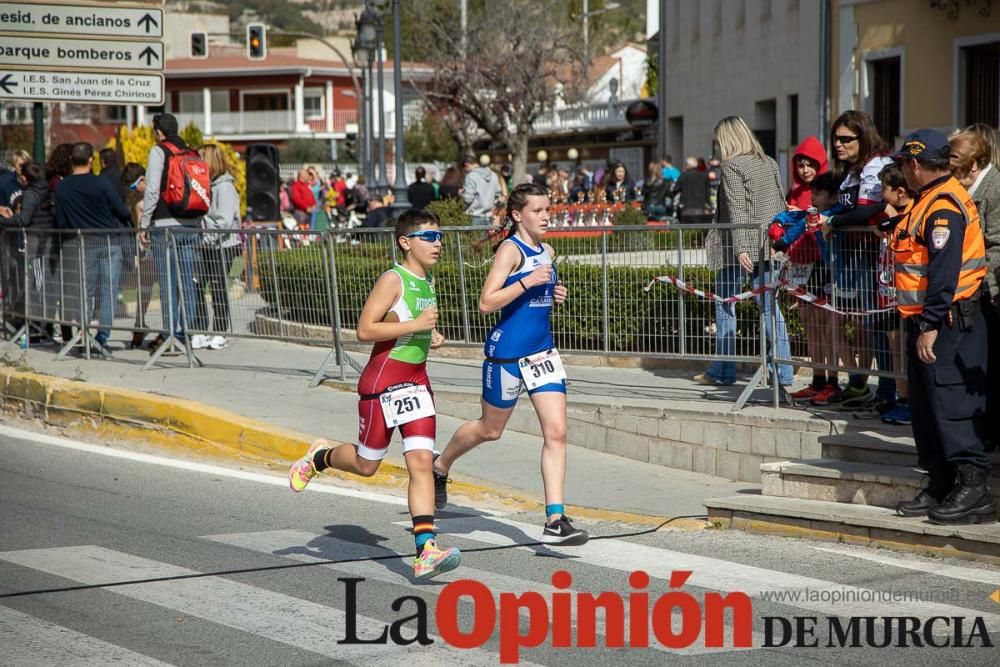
601, 227, 610, 353
310, 233, 349, 386
677, 227, 686, 356
455, 230, 471, 344
268, 231, 284, 338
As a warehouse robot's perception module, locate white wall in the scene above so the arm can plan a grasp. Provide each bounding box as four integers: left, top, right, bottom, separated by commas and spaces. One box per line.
660, 0, 824, 163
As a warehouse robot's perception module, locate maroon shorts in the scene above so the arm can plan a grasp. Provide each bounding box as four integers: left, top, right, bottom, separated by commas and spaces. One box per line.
356, 356, 436, 460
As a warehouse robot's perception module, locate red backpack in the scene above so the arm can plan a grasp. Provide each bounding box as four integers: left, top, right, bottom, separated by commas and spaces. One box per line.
159, 141, 211, 218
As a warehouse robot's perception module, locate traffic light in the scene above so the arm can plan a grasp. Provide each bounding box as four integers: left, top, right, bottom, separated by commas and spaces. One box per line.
343, 132, 357, 160
247, 23, 266, 61
190, 31, 207, 59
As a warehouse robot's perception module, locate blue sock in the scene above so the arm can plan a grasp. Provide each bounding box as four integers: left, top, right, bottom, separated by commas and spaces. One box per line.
545, 504, 564, 520
413, 515, 435, 555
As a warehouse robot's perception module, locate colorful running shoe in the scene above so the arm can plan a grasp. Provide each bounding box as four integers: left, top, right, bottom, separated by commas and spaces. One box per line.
288, 439, 328, 492
809, 384, 842, 406
828, 385, 872, 408
881, 402, 911, 426
432, 452, 449, 510
541, 515, 589, 545
413, 540, 461, 578
789, 385, 821, 403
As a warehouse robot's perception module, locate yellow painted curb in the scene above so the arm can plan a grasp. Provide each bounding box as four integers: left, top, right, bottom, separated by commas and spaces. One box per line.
0, 367, 701, 530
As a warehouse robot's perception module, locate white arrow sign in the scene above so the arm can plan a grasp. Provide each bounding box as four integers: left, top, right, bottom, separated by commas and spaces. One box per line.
0, 35, 163, 71
0, 2, 163, 38
0, 69, 163, 105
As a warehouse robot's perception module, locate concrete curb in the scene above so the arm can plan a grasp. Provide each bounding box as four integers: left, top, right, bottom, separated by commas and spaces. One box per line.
0, 367, 699, 529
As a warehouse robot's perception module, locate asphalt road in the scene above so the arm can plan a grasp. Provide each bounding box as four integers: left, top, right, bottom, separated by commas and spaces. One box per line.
1, 424, 998, 666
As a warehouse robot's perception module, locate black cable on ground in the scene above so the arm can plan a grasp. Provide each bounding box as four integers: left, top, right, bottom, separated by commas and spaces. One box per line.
0, 514, 707, 600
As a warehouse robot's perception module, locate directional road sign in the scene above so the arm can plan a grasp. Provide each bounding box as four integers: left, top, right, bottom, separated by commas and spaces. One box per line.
0, 2, 163, 38
0, 69, 163, 104
0, 35, 163, 71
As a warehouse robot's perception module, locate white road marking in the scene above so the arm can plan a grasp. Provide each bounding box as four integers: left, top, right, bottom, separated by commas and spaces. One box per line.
0, 605, 175, 666
0, 423, 502, 515
203, 529, 761, 655
0, 545, 530, 666
405, 516, 1000, 629
806, 544, 1000, 586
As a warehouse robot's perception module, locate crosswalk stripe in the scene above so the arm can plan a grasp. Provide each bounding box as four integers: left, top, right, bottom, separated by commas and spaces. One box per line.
202, 529, 762, 655
0, 605, 175, 666
806, 544, 1000, 586
0, 546, 532, 666
402, 516, 1000, 627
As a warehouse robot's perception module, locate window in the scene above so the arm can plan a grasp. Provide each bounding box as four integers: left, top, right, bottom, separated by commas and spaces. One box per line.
303, 89, 324, 119
60, 103, 93, 124
961, 41, 999, 127
244, 92, 289, 112
179, 90, 230, 114
2, 103, 35, 124
101, 106, 128, 124
667, 115, 684, 160
179, 91, 202, 113
754, 98, 776, 158
788, 94, 799, 146
867, 56, 901, 143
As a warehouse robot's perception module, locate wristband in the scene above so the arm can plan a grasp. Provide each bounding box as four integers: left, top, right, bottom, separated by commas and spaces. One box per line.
519, 279, 528, 291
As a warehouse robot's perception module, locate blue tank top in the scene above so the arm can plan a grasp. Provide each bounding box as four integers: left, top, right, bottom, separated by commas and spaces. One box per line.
485, 235, 557, 359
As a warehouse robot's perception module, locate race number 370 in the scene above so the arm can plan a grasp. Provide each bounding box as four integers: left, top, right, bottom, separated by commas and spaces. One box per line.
379, 385, 435, 428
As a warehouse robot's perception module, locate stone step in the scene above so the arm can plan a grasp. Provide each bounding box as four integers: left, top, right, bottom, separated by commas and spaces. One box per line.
704, 494, 1000, 564
761, 459, 1000, 508
819, 432, 1000, 476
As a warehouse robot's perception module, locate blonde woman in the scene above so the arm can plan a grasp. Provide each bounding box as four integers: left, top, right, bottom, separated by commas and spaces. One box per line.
695, 116, 793, 387
194, 143, 243, 350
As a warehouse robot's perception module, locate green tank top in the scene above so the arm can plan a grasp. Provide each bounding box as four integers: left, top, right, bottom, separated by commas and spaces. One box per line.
386, 264, 436, 364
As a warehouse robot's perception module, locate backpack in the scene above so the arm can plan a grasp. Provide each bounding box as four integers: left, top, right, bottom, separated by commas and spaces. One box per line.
159, 141, 211, 218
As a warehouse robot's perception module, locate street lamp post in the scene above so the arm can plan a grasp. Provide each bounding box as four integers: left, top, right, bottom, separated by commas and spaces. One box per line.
354, 5, 378, 189
390, 0, 410, 212
375, 18, 389, 195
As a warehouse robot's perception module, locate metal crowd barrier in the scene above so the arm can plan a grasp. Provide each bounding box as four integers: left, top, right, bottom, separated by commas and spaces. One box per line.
0, 222, 904, 409
770, 226, 905, 404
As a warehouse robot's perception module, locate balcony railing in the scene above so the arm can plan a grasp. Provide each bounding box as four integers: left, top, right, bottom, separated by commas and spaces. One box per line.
174, 109, 358, 136
532, 100, 636, 133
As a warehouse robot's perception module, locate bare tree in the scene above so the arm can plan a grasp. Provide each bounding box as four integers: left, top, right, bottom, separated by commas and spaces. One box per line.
408, 1, 586, 181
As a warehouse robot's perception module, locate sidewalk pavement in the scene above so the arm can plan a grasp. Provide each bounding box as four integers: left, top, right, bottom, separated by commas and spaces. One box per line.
1, 336, 774, 519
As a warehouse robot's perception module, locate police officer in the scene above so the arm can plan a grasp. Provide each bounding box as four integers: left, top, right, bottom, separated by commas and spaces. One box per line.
891, 130, 994, 525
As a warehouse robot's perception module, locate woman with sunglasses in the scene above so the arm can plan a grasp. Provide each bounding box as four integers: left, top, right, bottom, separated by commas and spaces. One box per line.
432, 182, 589, 546
816, 110, 895, 411
286, 210, 462, 579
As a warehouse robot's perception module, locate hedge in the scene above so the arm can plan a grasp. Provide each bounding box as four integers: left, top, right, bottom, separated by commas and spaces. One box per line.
256, 243, 782, 357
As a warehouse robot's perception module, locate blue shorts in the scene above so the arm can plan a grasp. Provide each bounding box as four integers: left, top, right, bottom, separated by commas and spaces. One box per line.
482, 357, 566, 409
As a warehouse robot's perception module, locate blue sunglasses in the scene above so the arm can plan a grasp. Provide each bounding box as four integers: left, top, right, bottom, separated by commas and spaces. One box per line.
405, 230, 443, 243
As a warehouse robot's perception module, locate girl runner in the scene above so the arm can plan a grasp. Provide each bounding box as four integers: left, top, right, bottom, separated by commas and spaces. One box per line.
287, 209, 461, 579
432, 182, 588, 546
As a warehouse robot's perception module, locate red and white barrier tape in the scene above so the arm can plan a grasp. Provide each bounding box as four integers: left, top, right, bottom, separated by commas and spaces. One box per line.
645, 275, 898, 316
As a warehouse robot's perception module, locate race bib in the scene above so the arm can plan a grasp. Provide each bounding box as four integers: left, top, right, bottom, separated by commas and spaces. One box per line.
786, 263, 814, 287
379, 385, 435, 428
518, 349, 567, 390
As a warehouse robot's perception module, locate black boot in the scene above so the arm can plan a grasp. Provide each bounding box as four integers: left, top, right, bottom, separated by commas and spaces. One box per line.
896, 471, 955, 517
927, 465, 997, 525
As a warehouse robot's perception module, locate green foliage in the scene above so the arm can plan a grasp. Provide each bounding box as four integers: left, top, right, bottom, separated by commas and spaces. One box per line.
281, 138, 330, 164
645, 48, 658, 97
425, 199, 471, 227
180, 122, 203, 149
612, 206, 647, 226
405, 114, 459, 164
219, 0, 324, 44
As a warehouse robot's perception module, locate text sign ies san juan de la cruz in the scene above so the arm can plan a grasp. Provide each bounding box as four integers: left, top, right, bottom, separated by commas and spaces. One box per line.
0, 0, 164, 106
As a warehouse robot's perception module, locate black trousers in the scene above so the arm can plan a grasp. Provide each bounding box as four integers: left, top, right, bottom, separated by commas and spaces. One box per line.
983, 293, 1000, 445
906, 309, 990, 474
